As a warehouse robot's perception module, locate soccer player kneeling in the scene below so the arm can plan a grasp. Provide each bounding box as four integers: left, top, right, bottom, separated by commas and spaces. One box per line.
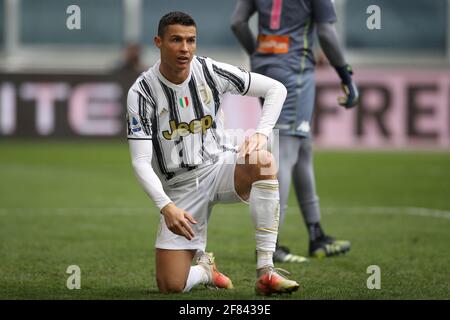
127, 11, 299, 295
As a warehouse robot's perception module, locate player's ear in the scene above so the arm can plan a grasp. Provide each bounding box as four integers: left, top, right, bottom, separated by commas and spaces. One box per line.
154, 36, 162, 48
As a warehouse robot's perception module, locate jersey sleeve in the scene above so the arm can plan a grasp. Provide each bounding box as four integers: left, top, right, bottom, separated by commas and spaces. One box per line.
126, 87, 154, 140
311, 0, 337, 23
246, 72, 286, 138
208, 58, 251, 96
128, 139, 172, 211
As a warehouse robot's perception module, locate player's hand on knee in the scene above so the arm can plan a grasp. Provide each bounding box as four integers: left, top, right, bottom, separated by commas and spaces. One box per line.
239, 133, 268, 157
161, 203, 197, 240
335, 64, 359, 109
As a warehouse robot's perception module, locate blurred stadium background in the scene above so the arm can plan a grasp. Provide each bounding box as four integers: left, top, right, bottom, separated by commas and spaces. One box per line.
0, 0, 449, 299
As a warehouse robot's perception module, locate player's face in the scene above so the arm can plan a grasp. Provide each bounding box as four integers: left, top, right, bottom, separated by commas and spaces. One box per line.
155, 24, 197, 74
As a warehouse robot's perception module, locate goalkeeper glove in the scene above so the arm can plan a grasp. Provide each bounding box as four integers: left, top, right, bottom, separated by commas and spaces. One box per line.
334, 64, 359, 109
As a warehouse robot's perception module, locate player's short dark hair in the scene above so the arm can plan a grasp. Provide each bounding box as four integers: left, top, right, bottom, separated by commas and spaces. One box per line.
158, 11, 196, 37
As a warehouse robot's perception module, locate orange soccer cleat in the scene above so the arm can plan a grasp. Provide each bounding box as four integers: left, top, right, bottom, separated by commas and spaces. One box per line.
255, 266, 299, 296
196, 252, 234, 290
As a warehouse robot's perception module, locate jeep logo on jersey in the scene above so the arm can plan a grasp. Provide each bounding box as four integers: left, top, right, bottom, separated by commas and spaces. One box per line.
162, 115, 213, 140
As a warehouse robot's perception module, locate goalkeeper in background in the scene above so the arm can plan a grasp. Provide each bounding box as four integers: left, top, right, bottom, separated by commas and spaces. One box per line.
231, 0, 358, 262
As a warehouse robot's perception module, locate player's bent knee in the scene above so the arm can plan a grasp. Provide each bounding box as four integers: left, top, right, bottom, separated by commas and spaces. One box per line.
251, 150, 277, 179
157, 277, 185, 293
256, 149, 272, 166
235, 150, 278, 200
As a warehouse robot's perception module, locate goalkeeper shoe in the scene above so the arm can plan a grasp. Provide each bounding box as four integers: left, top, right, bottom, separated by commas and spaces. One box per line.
273, 245, 309, 263
309, 235, 351, 258
196, 252, 234, 289
255, 266, 300, 296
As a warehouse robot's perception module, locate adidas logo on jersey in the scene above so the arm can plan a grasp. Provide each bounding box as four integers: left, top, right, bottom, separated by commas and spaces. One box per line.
159, 107, 168, 117
162, 115, 213, 140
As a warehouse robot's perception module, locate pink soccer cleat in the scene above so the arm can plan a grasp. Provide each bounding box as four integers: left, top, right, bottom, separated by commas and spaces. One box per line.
255, 266, 299, 296
196, 252, 234, 289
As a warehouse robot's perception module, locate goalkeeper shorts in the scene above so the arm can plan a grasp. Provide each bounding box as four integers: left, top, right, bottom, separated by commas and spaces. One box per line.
253, 65, 315, 138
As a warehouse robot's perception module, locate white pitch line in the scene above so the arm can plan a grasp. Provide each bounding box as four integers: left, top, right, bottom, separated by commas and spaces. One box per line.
1, 206, 450, 220
0, 207, 151, 216
216, 206, 450, 221
311, 206, 450, 220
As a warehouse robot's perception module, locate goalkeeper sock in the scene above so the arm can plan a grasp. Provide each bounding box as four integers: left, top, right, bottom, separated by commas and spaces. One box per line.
307, 222, 326, 242
249, 179, 280, 270
293, 137, 321, 225
183, 265, 209, 292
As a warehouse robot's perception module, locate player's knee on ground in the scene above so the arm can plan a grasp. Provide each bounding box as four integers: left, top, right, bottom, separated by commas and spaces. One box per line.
156, 276, 186, 293
155, 249, 194, 294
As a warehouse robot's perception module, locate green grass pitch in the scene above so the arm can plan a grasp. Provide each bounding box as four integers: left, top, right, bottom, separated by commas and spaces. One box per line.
0, 141, 449, 299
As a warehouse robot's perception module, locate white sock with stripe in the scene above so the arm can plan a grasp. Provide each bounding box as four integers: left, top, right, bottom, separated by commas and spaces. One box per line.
249, 179, 280, 270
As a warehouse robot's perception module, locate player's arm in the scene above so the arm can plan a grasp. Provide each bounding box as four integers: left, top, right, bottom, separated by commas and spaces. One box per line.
128, 140, 197, 240
313, 0, 358, 108
129, 139, 171, 210
317, 23, 358, 108
241, 72, 287, 155
207, 58, 286, 154
230, 0, 257, 55
317, 23, 346, 68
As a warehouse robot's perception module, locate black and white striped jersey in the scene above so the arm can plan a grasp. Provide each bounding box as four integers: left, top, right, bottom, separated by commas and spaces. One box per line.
126, 55, 251, 184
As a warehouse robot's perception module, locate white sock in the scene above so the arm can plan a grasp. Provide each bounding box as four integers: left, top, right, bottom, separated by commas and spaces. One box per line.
183, 265, 209, 293
249, 179, 280, 269
256, 251, 274, 270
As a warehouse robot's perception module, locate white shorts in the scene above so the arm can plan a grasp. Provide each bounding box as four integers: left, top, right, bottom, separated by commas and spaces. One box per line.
155, 151, 246, 251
